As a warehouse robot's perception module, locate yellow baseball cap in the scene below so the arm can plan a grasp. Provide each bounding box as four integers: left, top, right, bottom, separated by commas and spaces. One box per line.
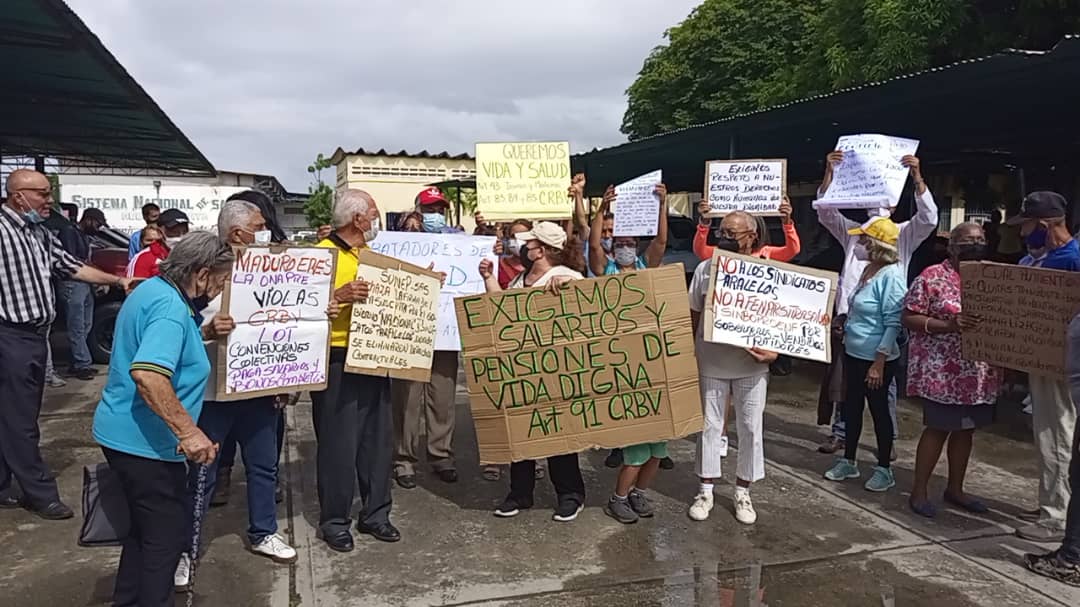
847, 216, 900, 247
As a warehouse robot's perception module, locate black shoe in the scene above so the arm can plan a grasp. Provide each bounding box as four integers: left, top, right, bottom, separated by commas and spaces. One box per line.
494, 495, 533, 518
552, 495, 584, 522
73, 368, 97, 381
437, 469, 458, 483
357, 521, 401, 543
0, 495, 20, 508
659, 457, 674, 470
322, 530, 354, 553
395, 474, 417, 489
27, 500, 74, 520
604, 449, 623, 468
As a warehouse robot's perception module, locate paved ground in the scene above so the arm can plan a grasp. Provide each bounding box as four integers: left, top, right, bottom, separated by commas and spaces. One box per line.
1, 350, 1077, 606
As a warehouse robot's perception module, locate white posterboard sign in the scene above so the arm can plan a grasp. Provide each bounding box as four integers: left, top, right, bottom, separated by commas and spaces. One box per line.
813, 134, 920, 209
368, 231, 498, 351
216, 246, 337, 400
704, 159, 786, 216
703, 251, 838, 363
613, 170, 663, 237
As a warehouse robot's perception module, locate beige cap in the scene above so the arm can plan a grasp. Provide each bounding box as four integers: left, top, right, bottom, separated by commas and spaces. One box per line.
515, 221, 567, 250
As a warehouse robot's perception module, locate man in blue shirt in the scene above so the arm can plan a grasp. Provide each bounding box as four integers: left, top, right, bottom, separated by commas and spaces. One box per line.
127, 202, 161, 258
1010, 191, 1080, 543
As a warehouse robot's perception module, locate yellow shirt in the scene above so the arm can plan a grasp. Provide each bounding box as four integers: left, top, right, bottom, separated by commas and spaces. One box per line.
316, 236, 365, 348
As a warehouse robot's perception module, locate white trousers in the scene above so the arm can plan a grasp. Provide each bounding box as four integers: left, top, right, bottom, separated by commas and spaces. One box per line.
1030, 374, 1076, 527
697, 374, 768, 483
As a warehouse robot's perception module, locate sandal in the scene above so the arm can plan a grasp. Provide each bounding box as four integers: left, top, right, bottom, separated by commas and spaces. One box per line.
944, 492, 989, 514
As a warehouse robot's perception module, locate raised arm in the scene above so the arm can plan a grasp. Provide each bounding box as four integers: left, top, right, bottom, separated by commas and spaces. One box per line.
589, 186, 614, 277
643, 183, 668, 268
693, 199, 715, 261
763, 195, 801, 262
899, 155, 938, 244
815, 150, 860, 242
570, 173, 590, 239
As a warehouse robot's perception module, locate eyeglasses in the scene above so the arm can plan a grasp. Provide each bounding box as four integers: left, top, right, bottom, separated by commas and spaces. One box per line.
17, 187, 52, 197
717, 228, 753, 239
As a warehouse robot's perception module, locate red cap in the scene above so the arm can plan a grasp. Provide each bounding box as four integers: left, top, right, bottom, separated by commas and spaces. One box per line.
417, 187, 448, 207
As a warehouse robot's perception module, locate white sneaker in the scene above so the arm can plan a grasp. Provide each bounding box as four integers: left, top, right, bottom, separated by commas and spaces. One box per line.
688, 492, 714, 521
734, 492, 757, 525
252, 533, 298, 563
174, 553, 191, 593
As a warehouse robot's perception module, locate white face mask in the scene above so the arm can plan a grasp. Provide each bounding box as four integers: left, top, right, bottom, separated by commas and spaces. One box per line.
363, 216, 381, 242
614, 246, 637, 267
165, 236, 182, 248
253, 230, 272, 244
853, 242, 870, 261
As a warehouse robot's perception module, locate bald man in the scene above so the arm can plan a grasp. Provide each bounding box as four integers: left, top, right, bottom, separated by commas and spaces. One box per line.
1, 169, 135, 519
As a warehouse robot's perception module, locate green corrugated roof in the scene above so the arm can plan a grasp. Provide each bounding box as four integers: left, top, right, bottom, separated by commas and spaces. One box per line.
1, 0, 215, 175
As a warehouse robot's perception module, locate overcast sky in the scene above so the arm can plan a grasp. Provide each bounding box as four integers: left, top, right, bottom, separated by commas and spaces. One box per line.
65, 0, 700, 191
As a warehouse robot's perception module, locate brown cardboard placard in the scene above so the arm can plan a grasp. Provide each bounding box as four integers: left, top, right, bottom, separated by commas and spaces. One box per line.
454, 265, 703, 464
343, 249, 443, 382
703, 251, 837, 363
703, 158, 787, 217
960, 261, 1080, 379
215, 244, 337, 401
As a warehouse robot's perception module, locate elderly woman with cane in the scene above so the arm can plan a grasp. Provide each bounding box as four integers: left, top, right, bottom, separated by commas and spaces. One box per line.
92, 231, 235, 607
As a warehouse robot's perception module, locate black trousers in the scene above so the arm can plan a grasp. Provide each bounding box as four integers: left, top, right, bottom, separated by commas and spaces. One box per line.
103, 447, 187, 607
0, 324, 60, 505
311, 349, 392, 534
843, 354, 898, 468
509, 454, 585, 504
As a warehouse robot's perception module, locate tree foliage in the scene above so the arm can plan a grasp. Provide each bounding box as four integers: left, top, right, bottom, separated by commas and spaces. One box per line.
304, 153, 333, 229
622, 0, 1080, 140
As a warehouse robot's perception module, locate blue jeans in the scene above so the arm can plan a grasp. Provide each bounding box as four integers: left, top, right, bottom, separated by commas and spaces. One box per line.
188, 398, 279, 545
59, 281, 94, 371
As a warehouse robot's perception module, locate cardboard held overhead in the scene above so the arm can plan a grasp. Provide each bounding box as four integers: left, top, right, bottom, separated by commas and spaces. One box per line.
454, 265, 703, 464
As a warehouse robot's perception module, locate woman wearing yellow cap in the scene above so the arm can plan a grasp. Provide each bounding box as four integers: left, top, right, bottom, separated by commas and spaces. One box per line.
824, 216, 908, 492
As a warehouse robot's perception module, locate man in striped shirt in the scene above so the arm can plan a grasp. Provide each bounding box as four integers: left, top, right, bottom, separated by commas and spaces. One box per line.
1, 169, 135, 520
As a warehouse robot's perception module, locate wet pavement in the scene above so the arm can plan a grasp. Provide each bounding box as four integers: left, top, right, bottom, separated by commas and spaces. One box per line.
2, 356, 1077, 606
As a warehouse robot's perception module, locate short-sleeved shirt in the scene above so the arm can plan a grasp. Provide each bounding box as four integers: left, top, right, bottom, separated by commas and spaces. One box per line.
1022, 239, 1080, 271
603, 255, 646, 275
904, 261, 1002, 405
508, 265, 582, 289
0, 205, 82, 325
317, 233, 365, 348
688, 259, 768, 380
93, 276, 211, 462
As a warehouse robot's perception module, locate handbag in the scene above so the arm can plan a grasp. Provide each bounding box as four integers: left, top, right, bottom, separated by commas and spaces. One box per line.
78, 463, 130, 547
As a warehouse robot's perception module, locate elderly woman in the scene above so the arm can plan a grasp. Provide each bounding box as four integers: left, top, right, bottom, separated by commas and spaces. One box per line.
478, 221, 587, 522
92, 231, 234, 607
903, 223, 1002, 517
824, 216, 907, 492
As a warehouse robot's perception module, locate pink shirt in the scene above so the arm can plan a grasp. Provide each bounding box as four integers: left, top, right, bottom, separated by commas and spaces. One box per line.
904, 261, 1002, 405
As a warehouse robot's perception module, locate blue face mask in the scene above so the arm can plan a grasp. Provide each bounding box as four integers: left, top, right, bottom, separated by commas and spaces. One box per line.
23, 208, 46, 224
600, 238, 613, 253
1025, 226, 1048, 249
422, 212, 447, 232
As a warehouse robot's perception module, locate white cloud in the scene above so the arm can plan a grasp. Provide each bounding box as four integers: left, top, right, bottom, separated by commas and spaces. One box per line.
65, 0, 699, 190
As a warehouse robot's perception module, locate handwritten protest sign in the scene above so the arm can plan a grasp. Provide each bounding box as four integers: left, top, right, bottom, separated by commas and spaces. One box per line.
344, 250, 441, 382
476, 141, 571, 221
703, 159, 786, 216
613, 170, 663, 237
960, 261, 1080, 379
455, 265, 703, 464
813, 134, 920, 209
369, 231, 497, 351
704, 252, 837, 363
216, 246, 336, 400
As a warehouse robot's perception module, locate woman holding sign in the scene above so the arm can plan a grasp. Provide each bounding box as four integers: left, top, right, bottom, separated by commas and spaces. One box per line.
693, 195, 801, 262
478, 221, 587, 522
688, 211, 778, 526
823, 216, 907, 492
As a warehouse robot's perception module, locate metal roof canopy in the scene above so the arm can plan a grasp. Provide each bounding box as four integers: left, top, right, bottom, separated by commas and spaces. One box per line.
1, 0, 215, 176
573, 36, 1080, 195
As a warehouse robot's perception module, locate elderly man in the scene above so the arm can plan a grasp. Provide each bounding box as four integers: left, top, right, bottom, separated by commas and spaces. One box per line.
173, 200, 296, 592
0, 169, 134, 519
311, 189, 398, 552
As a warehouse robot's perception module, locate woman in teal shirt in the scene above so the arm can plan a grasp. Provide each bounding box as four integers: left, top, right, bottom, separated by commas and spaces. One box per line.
825, 216, 907, 493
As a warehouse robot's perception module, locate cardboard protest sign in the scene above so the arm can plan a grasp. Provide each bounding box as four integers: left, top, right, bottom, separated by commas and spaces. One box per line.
613, 170, 663, 237
704, 159, 786, 216
343, 250, 442, 382
704, 252, 837, 363
960, 261, 1080, 379
476, 141, 571, 221
216, 246, 336, 400
455, 265, 703, 464
369, 231, 497, 351
813, 134, 920, 209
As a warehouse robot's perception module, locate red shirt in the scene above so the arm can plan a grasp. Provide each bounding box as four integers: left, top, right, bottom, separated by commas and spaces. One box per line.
127, 241, 169, 278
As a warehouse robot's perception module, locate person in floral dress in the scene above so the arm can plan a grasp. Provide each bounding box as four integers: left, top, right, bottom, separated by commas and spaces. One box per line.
902, 222, 1003, 517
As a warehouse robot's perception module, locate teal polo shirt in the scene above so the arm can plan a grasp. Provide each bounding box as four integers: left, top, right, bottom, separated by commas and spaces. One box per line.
93, 276, 211, 462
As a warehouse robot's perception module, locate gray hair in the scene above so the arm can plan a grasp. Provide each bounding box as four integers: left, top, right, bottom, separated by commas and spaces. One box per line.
866, 238, 900, 265
949, 221, 984, 244
159, 231, 234, 285
216, 200, 261, 239
332, 189, 372, 228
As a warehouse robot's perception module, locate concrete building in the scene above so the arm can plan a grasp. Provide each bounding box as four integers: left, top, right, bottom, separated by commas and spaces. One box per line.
330, 147, 476, 229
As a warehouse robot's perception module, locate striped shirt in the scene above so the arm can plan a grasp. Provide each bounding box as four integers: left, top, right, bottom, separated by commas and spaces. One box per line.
0, 204, 83, 326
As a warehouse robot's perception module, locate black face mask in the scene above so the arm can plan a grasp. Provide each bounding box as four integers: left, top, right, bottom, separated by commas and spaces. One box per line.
952, 243, 988, 262
715, 236, 740, 252
520, 245, 537, 273
192, 295, 211, 313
